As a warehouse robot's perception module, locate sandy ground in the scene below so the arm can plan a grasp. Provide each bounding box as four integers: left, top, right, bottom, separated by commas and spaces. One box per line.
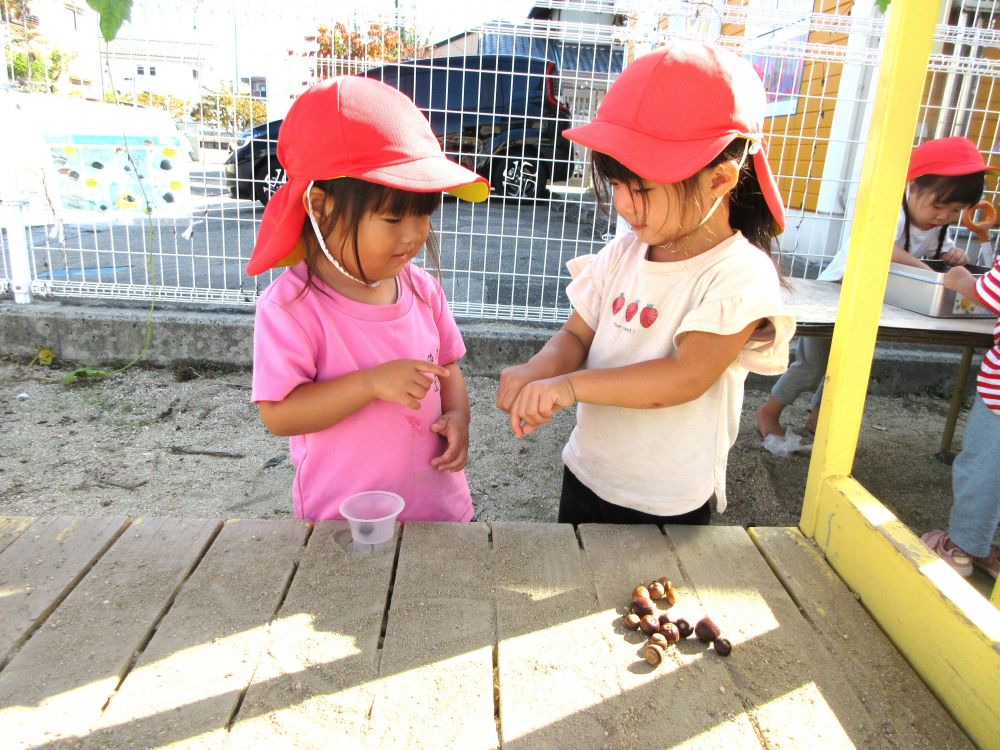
3, 356, 996, 596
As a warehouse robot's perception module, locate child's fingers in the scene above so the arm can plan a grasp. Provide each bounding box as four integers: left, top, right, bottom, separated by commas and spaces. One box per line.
414, 360, 450, 378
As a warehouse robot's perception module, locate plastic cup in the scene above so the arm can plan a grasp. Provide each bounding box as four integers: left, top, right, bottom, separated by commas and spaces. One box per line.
340, 491, 405, 546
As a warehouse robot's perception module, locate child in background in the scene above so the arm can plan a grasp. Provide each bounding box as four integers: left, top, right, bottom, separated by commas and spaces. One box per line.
245, 76, 489, 522
756, 136, 996, 439
920, 261, 1000, 579
496, 42, 795, 525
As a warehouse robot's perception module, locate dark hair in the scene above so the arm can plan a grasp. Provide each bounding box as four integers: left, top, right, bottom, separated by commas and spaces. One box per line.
300, 177, 442, 296
900, 172, 985, 258
590, 138, 781, 254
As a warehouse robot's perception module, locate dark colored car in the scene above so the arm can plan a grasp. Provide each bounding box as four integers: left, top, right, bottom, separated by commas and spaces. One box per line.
224, 54, 573, 204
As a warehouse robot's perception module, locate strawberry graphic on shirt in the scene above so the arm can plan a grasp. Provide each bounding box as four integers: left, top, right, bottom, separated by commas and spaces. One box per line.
625, 299, 639, 322
639, 304, 658, 328
611, 292, 625, 315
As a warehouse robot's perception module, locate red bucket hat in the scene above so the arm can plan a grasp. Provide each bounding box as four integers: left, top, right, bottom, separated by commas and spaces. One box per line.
564, 41, 785, 230
907, 136, 999, 181
246, 76, 489, 275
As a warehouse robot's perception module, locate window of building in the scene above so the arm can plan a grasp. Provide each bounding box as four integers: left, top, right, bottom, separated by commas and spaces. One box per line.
149, 66, 157, 76
137, 65, 145, 75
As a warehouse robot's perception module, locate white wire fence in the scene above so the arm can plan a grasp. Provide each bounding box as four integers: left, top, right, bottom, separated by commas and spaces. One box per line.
1, 0, 998, 322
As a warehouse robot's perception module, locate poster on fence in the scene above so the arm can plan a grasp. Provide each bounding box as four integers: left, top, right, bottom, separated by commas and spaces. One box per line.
743, 3, 810, 119
4, 94, 192, 224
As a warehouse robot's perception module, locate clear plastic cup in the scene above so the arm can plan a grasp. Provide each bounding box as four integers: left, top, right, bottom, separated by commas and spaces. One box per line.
339, 491, 405, 546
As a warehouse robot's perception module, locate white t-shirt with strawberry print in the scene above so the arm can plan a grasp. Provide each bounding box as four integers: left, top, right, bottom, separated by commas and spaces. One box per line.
563, 231, 795, 516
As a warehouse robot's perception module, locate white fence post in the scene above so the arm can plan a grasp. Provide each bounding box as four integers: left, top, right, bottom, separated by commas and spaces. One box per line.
1, 199, 32, 304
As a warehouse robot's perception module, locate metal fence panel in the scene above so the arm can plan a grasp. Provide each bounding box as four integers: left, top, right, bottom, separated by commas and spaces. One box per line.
1, 0, 997, 320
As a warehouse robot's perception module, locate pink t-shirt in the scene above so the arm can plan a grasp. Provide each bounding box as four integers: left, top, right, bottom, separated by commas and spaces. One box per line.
251, 263, 473, 522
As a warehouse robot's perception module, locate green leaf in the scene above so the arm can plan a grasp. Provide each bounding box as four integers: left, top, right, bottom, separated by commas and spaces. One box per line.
874, 0, 890, 12
62, 367, 111, 385
86, 0, 133, 43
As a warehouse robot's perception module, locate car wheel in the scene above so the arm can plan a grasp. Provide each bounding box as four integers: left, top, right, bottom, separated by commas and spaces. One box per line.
491, 154, 549, 200
253, 159, 286, 206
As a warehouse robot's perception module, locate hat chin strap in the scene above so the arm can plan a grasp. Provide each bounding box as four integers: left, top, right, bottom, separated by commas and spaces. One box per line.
305, 181, 382, 288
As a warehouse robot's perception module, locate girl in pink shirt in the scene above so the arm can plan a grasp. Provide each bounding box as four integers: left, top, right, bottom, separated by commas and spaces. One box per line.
244, 76, 489, 522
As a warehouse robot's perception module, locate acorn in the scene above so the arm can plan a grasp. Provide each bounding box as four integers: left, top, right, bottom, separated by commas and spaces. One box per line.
664, 584, 679, 606
647, 580, 665, 600
630, 596, 654, 617
631, 584, 650, 600
647, 632, 668, 650
695, 616, 721, 643
623, 613, 641, 630
644, 643, 665, 666
659, 621, 681, 645
639, 614, 660, 635
674, 618, 693, 639
713, 638, 733, 657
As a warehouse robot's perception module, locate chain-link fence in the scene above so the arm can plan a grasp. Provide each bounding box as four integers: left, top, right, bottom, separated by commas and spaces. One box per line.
1, 0, 998, 321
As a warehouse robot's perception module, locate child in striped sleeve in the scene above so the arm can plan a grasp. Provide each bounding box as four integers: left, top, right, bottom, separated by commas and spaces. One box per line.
920, 260, 1000, 579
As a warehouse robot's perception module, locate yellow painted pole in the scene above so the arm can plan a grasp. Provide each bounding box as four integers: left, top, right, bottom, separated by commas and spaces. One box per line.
799, 2, 939, 537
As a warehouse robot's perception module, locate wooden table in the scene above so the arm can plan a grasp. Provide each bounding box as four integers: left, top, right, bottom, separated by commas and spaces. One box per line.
0, 516, 974, 749
783, 278, 995, 347
783, 279, 994, 456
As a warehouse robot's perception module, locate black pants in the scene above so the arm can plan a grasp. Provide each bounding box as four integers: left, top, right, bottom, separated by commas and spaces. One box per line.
558, 465, 712, 526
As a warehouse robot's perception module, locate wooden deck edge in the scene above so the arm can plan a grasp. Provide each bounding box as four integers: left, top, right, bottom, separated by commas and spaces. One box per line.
805, 476, 1000, 750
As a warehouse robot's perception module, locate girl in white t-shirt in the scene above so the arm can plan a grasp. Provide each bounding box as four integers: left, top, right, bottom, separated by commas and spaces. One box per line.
756, 136, 996, 439
496, 43, 795, 525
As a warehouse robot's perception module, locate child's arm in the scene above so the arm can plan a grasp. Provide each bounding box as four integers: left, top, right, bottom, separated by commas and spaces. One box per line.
258, 359, 451, 437
496, 312, 595, 413
891, 242, 933, 270
430, 362, 471, 472
508, 319, 760, 438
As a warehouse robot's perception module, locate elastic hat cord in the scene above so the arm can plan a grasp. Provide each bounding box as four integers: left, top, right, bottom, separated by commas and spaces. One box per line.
692, 136, 755, 230
305, 180, 382, 288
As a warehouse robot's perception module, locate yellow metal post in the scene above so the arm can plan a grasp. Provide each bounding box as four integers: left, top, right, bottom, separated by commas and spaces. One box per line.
799, 3, 938, 537
795, 7, 1000, 745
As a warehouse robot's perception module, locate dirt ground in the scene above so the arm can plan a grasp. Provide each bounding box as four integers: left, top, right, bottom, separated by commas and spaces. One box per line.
0, 355, 970, 536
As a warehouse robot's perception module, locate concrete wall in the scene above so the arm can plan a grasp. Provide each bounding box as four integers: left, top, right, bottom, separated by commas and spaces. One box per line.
0, 300, 979, 398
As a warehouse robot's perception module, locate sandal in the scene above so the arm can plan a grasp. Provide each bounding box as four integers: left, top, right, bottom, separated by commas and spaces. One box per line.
971, 547, 1000, 580
920, 530, 973, 577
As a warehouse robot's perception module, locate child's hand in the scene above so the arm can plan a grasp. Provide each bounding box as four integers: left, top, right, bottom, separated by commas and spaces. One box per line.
943, 265, 976, 298
508, 376, 577, 438
430, 409, 469, 471
940, 247, 969, 267
371, 359, 450, 409
496, 363, 540, 413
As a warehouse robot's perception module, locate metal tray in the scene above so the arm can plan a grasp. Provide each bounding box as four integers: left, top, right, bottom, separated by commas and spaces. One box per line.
884, 260, 993, 318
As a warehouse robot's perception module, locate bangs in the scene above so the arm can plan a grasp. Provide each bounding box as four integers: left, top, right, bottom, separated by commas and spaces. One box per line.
914, 172, 986, 206
591, 151, 642, 187
370, 183, 442, 217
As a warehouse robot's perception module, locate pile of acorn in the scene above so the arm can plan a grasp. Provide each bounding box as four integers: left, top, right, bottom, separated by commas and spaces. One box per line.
623, 578, 732, 667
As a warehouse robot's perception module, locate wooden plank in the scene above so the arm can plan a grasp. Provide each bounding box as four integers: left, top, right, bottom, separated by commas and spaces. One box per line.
577, 524, 763, 748
0, 515, 127, 667
750, 527, 974, 748
226, 520, 394, 748
0, 516, 34, 555
0, 517, 220, 749
80, 519, 310, 749
667, 525, 890, 748
366, 522, 497, 748
492, 521, 622, 747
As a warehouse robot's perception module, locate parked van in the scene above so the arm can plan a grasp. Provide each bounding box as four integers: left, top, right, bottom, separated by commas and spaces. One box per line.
224, 54, 573, 203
